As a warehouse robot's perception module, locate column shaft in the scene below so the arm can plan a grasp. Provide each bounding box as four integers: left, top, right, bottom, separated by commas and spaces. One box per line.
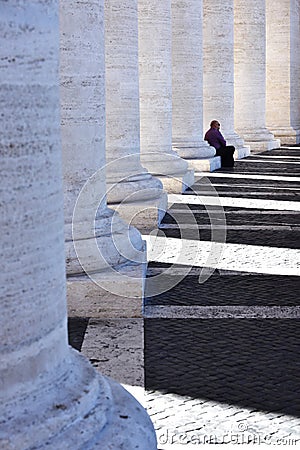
104, 0, 167, 232
0, 0, 68, 402
234, 0, 280, 152
203, 0, 250, 159
266, 0, 300, 144
171, 0, 220, 172
138, 0, 194, 192
60, 0, 146, 318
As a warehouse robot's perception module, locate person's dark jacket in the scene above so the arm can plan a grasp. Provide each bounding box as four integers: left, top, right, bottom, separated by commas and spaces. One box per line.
204, 127, 227, 150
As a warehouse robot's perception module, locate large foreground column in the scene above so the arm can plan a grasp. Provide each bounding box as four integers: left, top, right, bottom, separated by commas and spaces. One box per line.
60, 0, 147, 318
138, 0, 194, 192
203, 0, 250, 159
105, 0, 167, 232
171, 0, 220, 172
0, 2, 156, 448
234, 0, 280, 153
266, 0, 300, 144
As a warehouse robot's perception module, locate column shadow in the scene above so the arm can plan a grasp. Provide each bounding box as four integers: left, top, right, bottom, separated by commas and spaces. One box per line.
144, 318, 300, 417
68, 317, 89, 351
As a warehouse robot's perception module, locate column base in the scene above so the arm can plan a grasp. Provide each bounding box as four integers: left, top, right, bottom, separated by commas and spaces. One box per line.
267, 127, 300, 145
172, 142, 219, 172
1, 350, 156, 449
187, 156, 221, 172
158, 169, 195, 193
245, 139, 281, 154
110, 193, 168, 233
224, 132, 251, 158
235, 128, 281, 153
66, 207, 145, 276
67, 260, 146, 319
224, 132, 245, 149
107, 172, 168, 232
98, 376, 157, 449
172, 142, 216, 159
234, 145, 251, 159
141, 150, 194, 193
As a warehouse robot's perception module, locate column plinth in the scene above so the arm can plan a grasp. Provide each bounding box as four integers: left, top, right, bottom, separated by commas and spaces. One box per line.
266, 127, 300, 145
172, 141, 216, 159
172, 142, 220, 172
235, 129, 280, 153
140, 151, 195, 193
107, 174, 167, 234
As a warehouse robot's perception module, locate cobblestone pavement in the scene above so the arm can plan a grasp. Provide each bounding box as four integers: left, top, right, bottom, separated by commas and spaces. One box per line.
68, 146, 300, 448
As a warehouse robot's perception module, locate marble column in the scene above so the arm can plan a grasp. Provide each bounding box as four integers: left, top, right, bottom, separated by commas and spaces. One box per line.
0, 2, 156, 448
234, 0, 280, 153
171, 0, 221, 172
203, 0, 250, 159
266, 0, 300, 144
138, 0, 194, 193
104, 0, 167, 232
60, 0, 147, 318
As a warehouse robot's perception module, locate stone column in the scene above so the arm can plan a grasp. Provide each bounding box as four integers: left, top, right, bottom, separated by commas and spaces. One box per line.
138, 0, 194, 193
203, 0, 250, 159
60, 0, 146, 318
266, 0, 300, 144
104, 0, 167, 232
234, 0, 280, 153
0, 2, 156, 448
171, 0, 221, 172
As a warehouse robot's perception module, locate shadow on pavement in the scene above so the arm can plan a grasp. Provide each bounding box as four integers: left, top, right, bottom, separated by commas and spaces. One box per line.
145, 318, 300, 417
68, 317, 89, 351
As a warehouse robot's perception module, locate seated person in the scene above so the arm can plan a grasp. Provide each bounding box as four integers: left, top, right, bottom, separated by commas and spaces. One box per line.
204, 120, 235, 167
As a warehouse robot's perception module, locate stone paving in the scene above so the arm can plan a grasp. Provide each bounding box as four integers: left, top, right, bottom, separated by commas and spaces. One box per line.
68, 146, 300, 448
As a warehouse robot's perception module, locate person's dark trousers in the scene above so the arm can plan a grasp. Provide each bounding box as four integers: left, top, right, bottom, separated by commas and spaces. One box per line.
216, 145, 235, 167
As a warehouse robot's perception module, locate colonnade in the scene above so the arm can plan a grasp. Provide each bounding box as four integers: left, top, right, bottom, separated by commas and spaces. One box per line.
1, 0, 300, 448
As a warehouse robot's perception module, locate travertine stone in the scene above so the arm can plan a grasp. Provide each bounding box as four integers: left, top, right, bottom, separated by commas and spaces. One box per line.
138, 0, 194, 192
203, 0, 250, 157
67, 263, 146, 318
0, 2, 156, 448
266, 0, 300, 144
104, 0, 167, 232
173, 151, 221, 172
81, 319, 144, 387
234, 0, 280, 153
234, 146, 252, 160
171, 0, 219, 171
60, 0, 147, 317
